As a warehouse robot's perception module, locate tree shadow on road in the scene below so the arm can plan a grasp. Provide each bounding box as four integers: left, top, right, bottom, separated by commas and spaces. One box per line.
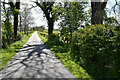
1, 43, 75, 78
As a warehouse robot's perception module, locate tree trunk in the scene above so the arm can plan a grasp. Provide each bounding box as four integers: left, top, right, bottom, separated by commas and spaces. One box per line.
48, 20, 54, 35
20, 15, 22, 32
14, 13, 18, 40
24, 25, 26, 34
2, 36, 5, 49
27, 27, 28, 36
91, 2, 107, 24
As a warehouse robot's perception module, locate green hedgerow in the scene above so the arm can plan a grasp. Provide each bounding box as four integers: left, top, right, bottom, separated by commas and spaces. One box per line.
72, 25, 120, 78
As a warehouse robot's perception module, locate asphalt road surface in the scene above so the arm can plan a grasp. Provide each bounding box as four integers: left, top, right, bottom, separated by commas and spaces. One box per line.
0, 31, 75, 79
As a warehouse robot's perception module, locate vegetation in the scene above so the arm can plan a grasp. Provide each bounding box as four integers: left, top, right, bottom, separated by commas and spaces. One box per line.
34, 1, 60, 35
1, 0, 120, 79
38, 24, 120, 79
59, 2, 86, 44
8, 0, 20, 40
1, 33, 33, 70
72, 25, 120, 78
37, 31, 92, 78
1, 0, 34, 70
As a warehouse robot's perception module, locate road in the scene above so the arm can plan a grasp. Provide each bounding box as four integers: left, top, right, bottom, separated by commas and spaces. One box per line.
0, 31, 75, 79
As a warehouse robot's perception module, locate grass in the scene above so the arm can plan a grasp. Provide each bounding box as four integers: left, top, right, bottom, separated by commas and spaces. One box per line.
0, 33, 33, 70
37, 31, 92, 79
42, 29, 60, 35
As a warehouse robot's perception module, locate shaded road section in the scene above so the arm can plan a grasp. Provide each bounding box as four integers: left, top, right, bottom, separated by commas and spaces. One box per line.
0, 31, 75, 78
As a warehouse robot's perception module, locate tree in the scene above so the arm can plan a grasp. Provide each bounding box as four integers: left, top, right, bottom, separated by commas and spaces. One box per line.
19, 13, 22, 32
8, 0, 20, 40
59, 2, 86, 43
34, 0, 58, 35
91, 0, 108, 24
103, 8, 118, 26
111, 0, 120, 25
1, 2, 13, 48
39, 25, 45, 31
21, 3, 35, 35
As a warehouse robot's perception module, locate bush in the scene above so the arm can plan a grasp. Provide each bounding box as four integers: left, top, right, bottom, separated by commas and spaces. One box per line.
47, 34, 62, 46
17, 32, 22, 40
72, 25, 120, 78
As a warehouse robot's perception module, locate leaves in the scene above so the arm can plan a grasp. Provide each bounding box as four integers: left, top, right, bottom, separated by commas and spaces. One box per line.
72, 25, 120, 78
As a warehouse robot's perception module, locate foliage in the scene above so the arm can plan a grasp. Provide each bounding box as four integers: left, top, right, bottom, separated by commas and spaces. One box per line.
103, 8, 118, 26
72, 25, 120, 78
16, 32, 22, 40
37, 31, 92, 79
37, 32, 48, 43
84, 5, 91, 26
1, 33, 33, 70
59, 2, 86, 43
32, 26, 45, 32
8, 1, 20, 39
2, 7, 14, 48
13, 9, 20, 14
47, 34, 63, 46
35, 1, 61, 35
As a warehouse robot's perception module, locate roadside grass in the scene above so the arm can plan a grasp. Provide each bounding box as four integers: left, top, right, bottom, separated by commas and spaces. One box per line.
42, 29, 60, 35
37, 31, 92, 79
0, 33, 33, 70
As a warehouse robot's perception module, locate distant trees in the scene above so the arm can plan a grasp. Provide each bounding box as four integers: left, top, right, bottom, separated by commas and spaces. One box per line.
21, 4, 32, 35
31, 26, 45, 31
17, 2, 35, 35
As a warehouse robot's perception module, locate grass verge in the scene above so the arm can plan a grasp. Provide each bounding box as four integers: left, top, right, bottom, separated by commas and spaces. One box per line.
37, 31, 92, 79
0, 33, 33, 70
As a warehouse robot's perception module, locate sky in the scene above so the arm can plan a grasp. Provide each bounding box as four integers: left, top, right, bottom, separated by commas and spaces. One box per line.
29, 0, 120, 29
2, 0, 120, 29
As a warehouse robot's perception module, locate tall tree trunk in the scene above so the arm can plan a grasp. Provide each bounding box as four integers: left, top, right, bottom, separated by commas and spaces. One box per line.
14, 1, 20, 40
48, 20, 54, 35
20, 15, 22, 32
14, 13, 18, 40
9, 1, 20, 40
91, 2, 107, 24
24, 12, 26, 34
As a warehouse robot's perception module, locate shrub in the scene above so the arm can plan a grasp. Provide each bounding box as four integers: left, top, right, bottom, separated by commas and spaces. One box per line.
72, 25, 120, 78
17, 32, 22, 40
45, 34, 63, 46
